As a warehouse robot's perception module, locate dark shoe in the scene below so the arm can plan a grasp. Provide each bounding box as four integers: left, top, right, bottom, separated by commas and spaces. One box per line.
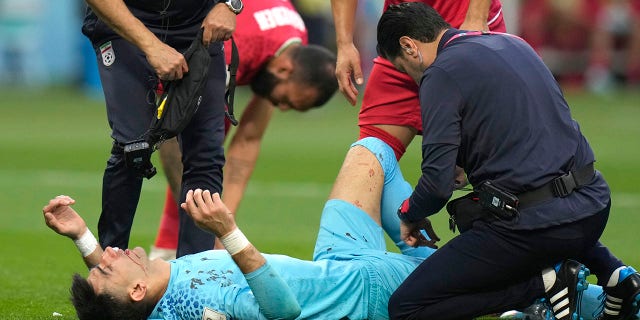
521, 299, 553, 320
545, 260, 590, 320
499, 299, 553, 320
599, 267, 640, 320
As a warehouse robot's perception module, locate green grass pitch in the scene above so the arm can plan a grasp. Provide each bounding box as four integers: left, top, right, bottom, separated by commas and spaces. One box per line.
0, 86, 638, 319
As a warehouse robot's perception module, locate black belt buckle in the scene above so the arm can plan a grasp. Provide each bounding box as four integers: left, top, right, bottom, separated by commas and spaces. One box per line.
551, 171, 577, 197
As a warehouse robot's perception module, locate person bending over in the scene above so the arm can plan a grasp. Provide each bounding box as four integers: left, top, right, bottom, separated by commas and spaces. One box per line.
150, 0, 338, 259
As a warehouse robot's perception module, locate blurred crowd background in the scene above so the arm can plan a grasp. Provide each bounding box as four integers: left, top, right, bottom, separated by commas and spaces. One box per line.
0, 0, 638, 96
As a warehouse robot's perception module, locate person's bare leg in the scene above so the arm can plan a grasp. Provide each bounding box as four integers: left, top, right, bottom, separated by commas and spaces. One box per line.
328, 145, 384, 226
341, 137, 437, 258
150, 138, 183, 259
159, 137, 183, 201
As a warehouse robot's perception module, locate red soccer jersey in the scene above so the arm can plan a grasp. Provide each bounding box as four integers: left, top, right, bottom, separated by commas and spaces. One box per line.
223, 0, 308, 85
382, 0, 503, 29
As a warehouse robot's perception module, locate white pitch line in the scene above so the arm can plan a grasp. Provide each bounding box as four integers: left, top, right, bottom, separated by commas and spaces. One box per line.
0, 169, 333, 198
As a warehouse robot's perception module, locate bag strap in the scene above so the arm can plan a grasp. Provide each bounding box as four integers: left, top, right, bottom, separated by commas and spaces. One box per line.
225, 37, 239, 126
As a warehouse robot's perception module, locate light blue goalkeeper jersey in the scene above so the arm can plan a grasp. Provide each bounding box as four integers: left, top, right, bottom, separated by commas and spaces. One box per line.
148, 200, 424, 320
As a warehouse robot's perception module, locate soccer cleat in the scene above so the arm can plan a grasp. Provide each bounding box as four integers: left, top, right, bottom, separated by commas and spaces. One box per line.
598, 267, 640, 320
545, 259, 590, 320
521, 299, 554, 320
499, 299, 553, 320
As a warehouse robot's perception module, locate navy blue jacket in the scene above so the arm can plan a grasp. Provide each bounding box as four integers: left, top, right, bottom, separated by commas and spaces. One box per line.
404, 29, 610, 230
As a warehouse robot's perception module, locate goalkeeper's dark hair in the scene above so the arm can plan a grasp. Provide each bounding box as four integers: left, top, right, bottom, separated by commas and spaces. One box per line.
70, 273, 154, 320
288, 45, 338, 108
377, 2, 450, 60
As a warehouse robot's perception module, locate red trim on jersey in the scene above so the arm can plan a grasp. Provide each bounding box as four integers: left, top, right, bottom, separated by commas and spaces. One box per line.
359, 126, 407, 160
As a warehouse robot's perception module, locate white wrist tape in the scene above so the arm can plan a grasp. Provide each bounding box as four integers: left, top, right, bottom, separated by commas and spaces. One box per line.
220, 228, 250, 256
74, 229, 99, 257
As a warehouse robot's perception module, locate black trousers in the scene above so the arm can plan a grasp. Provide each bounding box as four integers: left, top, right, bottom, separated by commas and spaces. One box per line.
93, 37, 226, 257
389, 202, 618, 320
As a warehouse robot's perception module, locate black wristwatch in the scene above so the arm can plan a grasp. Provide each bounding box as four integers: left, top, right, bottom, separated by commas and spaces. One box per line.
224, 0, 243, 14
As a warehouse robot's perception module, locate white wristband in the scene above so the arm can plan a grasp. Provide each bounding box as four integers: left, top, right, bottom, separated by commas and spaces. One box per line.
220, 228, 250, 256
74, 229, 99, 257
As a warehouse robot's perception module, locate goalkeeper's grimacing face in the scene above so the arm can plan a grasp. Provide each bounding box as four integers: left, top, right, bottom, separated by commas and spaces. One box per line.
87, 246, 151, 300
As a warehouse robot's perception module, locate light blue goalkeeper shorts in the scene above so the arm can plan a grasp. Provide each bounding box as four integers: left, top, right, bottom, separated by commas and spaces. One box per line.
313, 198, 424, 318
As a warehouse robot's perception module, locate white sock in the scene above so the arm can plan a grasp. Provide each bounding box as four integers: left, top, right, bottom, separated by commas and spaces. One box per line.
607, 266, 626, 287
542, 267, 557, 292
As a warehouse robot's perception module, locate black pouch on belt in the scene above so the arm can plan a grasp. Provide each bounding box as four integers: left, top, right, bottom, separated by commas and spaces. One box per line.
445, 192, 486, 233
477, 181, 520, 220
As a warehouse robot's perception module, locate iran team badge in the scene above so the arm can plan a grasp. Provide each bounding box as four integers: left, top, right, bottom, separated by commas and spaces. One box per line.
100, 41, 115, 66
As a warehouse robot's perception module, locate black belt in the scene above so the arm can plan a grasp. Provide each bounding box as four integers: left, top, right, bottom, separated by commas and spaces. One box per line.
518, 163, 595, 208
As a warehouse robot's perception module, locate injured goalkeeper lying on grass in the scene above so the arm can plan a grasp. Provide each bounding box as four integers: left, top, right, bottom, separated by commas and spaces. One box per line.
42, 137, 632, 319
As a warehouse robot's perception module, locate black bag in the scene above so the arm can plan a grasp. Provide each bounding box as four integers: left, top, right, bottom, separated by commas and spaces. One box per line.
146, 29, 211, 147
446, 192, 487, 233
